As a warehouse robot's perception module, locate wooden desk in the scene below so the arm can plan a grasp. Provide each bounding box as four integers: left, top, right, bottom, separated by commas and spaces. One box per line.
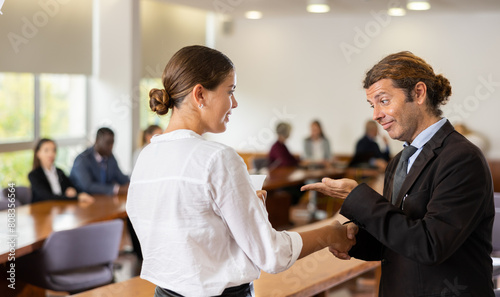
74, 216, 380, 297
263, 167, 345, 191
0, 194, 127, 263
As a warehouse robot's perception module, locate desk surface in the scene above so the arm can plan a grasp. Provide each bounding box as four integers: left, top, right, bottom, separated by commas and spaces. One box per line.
74, 216, 380, 297
262, 166, 346, 191
0, 167, 356, 263
0, 194, 127, 263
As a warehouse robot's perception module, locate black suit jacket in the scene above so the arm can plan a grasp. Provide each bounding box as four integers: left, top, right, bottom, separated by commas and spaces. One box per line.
341, 121, 494, 297
349, 135, 390, 167
28, 167, 77, 204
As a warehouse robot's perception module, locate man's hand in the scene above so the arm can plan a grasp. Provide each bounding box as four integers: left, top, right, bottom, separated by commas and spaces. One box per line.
329, 222, 358, 260
301, 178, 358, 200
327, 221, 356, 260
77, 192, 95, 204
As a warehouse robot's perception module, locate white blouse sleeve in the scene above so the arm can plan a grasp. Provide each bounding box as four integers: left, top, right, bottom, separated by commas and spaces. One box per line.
207, 147, 303, 274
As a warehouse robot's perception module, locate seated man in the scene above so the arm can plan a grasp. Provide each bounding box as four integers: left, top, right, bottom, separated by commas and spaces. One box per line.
349, 120, 390, 170
70, 127, 129, 196
70, 128, 140, 260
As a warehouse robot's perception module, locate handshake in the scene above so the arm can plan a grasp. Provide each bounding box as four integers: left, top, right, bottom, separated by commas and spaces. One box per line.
328, 220, 358, 260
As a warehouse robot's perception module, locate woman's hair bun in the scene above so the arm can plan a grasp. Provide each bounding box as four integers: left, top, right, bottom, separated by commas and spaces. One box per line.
149, 88, 172, 116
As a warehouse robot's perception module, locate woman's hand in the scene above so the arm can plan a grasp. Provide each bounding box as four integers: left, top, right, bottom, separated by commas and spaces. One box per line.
256, 190, 267, 204
329, 222, 358, 260
65, 187, 77, 198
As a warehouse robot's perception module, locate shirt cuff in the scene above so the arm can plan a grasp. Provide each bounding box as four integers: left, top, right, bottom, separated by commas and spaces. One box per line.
283, 231, 303, 269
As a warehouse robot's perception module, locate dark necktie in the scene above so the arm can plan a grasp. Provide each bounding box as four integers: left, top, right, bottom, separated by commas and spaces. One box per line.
99, 159, 107, 184
392, 145, 417, 204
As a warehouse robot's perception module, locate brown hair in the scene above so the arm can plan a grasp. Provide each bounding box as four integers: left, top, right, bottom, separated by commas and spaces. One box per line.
149, 45, 235, 116
33, 138, 56, 170
311, 120, 325, 139
363, 51, 452, 117
141, 124, 162, 146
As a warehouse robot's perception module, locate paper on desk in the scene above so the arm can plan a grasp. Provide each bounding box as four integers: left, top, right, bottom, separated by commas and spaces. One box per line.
250, 175, 267, 190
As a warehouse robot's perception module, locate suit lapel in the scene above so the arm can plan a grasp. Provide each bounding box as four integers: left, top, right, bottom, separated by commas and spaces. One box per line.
393, 121, 455, 207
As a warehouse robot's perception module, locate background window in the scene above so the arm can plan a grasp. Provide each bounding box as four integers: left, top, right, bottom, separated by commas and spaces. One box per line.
0, 72, 89, 188
0, 73, 35, 144
0, 150, 33, 186
40, 74, 87, 139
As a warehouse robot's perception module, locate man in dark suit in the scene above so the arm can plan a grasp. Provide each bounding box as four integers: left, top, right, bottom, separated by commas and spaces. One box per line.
70, 128, 142, 260
302, 51, 494, 296
70, 127, 129, 195
349, 120, 390, 169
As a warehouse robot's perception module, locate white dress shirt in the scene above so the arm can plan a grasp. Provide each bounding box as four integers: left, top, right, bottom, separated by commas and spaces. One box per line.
42, 165, 62, 195
126, 130, 303, 297
406, 117, 447, 173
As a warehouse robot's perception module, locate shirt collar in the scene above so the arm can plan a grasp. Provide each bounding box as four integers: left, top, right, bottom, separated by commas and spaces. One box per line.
151, 129, 204, 143
94, 149, 104, 163
42, 165, 57, 176
404, 117, 447, 149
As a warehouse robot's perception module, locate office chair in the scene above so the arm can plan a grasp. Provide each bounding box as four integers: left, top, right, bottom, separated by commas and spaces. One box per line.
250, 156, 269, 174
16, 219, 123, 294
2, 186, 32, 205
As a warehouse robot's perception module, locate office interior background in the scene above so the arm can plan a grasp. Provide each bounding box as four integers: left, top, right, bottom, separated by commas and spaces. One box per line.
1, 0, 499, 186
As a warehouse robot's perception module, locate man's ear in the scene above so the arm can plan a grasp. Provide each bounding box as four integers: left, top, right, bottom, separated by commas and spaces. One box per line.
414, 81, 427, 105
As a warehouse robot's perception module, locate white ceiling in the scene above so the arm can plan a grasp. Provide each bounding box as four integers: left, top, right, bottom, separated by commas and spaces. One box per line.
161, 0, 500, 18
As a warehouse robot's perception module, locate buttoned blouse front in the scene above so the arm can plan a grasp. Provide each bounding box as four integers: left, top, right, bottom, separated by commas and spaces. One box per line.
126, 129, 302, 297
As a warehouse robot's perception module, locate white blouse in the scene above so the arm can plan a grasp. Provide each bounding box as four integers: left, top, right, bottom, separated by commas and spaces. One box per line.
43, 165, 62, 195
126, 130, 302, 297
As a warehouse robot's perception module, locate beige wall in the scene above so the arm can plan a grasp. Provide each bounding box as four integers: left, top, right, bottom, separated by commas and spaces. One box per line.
208, 12, 500, 159
141, 0, 206, 78
0, 0, 92, 74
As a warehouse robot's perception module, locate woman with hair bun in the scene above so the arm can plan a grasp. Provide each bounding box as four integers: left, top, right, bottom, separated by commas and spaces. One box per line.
126, 45, 355, 297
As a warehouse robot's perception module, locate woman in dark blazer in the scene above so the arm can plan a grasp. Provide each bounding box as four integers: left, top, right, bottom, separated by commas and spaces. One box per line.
28, 138, 94, 204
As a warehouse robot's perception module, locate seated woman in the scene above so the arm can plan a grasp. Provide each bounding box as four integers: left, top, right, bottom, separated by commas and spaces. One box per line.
132, 124, 163, 167
303, 120, 332, 169
268, 122, 299, 169
126, 45, 355, 297
28, 138, 94, 204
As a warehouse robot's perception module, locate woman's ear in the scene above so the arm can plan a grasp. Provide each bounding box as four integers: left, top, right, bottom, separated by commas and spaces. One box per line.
192, 84, 205, 107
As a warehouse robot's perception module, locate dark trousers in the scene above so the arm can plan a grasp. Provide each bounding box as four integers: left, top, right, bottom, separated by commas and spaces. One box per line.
154, 283, 253, 297
127, 217, 143, 261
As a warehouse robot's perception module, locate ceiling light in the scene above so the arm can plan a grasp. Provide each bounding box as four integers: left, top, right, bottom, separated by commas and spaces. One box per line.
388, 7, 406, 16
307, 0, 330, 13
407, 0, 431, 11
245, 10, 263, 20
